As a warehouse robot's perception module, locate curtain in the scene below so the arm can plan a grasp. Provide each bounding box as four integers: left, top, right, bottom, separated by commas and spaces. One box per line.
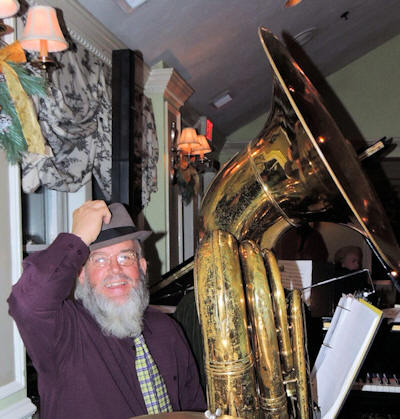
134, 91, 158, 207
21, 43, 112, 200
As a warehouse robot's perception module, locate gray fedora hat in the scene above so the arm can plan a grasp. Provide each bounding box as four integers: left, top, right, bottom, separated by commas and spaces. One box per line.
89, 203, 151, 251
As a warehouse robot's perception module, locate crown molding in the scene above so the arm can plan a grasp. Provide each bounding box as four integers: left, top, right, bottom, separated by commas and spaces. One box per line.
27, 0, 127, 66
145, 68, 194, 110
0, 397, 37, 419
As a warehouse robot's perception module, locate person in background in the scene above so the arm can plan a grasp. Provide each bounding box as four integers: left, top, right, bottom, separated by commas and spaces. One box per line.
333, 245, 366, 308
8, 200, 205, 419
334, 245, 363, 271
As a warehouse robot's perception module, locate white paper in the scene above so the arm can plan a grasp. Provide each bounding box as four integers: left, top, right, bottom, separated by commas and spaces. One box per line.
311, 295, 382, 418
278, 259, 312, 306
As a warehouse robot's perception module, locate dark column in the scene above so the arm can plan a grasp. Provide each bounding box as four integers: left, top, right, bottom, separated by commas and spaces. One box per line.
111, 49, 142, 215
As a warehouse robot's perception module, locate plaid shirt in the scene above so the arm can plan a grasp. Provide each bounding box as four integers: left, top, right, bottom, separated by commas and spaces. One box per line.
134, 334, 173, 414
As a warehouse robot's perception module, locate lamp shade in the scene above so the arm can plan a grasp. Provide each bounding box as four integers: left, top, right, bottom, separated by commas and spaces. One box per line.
19, 5, 68, 52
0, 0, 19, 19
191, 135, 211, 159
177, 127, 199, 154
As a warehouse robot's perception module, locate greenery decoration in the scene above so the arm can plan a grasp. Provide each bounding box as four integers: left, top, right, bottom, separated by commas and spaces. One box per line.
0, 42, 47, 164
175, 162, 200, 206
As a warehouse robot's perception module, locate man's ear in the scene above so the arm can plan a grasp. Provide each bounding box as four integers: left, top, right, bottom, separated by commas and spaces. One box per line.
78, 266, 85, 285
139, 258, 147, 274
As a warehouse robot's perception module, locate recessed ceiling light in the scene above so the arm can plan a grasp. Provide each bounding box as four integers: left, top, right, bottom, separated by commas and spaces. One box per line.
211, 91, 232, 109
293, 27, 317, 46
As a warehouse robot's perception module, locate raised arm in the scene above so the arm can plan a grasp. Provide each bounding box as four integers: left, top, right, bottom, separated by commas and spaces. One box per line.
7, 200, 110, 368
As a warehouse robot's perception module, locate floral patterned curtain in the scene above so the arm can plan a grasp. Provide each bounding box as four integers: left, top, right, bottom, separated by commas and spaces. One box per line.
134, 91, 158, 208
21, 42, 112, 200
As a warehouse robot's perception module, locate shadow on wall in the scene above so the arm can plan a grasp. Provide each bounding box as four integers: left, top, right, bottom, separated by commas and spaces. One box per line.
143, 229, 165, 288
282, 31, 367, 152
283, 31, 400, 242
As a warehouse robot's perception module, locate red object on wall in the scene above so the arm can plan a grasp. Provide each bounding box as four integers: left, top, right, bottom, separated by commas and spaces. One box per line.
206, 119, 213, 141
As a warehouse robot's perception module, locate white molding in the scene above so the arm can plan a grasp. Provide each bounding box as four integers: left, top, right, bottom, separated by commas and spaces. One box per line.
0, 15, 28, 413
145, 68, 194, 110
145, 68, 174, 95
163, 101, 170, 273
7, 87, 22, 285
0, 381, 24, 400
0, 397, 37, 419
45, 189, 67, 243
6, 163, 27, 396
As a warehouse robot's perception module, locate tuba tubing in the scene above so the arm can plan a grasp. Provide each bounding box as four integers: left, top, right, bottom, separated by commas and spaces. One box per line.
240, 240, 289, 418
194, 26, 400, 419
262, 249, 297, 399
289, 289, 310, 419
194, 230, 259, 418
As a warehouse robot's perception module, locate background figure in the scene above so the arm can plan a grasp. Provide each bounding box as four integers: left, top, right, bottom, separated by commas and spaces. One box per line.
334, 245, 363, 271
333, 245, 367, 309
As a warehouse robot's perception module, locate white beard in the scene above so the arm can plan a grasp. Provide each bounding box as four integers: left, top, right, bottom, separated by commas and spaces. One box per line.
74, 269, 149, 339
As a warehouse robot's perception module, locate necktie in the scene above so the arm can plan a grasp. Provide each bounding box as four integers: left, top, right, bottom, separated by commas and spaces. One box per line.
134, 334, 173, 414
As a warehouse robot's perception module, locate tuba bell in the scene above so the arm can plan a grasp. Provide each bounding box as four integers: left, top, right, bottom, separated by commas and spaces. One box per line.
194, 27, 400, 418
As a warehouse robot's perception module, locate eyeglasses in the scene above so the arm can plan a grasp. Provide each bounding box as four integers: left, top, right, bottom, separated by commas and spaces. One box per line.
88, 250, 138, 268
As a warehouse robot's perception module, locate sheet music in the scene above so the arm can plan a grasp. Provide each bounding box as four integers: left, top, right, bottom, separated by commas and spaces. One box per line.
311, 295, 382, 418
278, 260, 312, 306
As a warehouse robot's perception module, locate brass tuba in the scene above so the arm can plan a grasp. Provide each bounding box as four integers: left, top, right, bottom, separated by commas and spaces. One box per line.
194, 27, 400, 418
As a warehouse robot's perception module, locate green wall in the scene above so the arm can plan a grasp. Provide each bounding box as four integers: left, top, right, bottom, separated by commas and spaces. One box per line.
327, 34, 400, 150
224, 33, 400, 159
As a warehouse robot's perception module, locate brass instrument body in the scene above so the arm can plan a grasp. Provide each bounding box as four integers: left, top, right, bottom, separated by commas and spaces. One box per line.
199, 79, 338, 247
289, 289, 310, 419
240, 241, 288, 418
195, 231, 311, 418
200, 29, 400, 273
195, 230, 259, 418
194, 27, 400, 419
262, 250, 296, 398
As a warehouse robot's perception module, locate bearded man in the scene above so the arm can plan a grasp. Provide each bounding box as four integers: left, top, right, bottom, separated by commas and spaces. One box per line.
8, 200, 206, 419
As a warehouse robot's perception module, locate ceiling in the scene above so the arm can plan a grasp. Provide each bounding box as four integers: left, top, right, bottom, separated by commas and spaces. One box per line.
76, 0, 400, 137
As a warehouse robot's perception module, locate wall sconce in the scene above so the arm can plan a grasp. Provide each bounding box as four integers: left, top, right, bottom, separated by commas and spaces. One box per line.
0, 0, 19, 19
170, 122, 216, 204
177, 126, 198, 153
19, 5, 68, 69
0, 0, 19, 35
171, 125, 212, 176
170, 126, 199, 176
191, 134, 211, 162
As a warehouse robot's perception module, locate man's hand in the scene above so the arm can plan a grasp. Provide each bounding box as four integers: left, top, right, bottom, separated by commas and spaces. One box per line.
72, 200, 111, 246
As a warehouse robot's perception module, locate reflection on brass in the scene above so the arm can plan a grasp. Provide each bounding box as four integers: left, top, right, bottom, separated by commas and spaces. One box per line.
199, 27, 400, 272
132, 413, 239, 419
262, 249, 297, 400
194, 230, 258, 418
194, 26, 400, 419
289, 289, 310, 419
240, 241, 288, 418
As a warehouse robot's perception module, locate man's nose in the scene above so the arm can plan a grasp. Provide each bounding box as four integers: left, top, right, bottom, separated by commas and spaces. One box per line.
109, 256, 122, 272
